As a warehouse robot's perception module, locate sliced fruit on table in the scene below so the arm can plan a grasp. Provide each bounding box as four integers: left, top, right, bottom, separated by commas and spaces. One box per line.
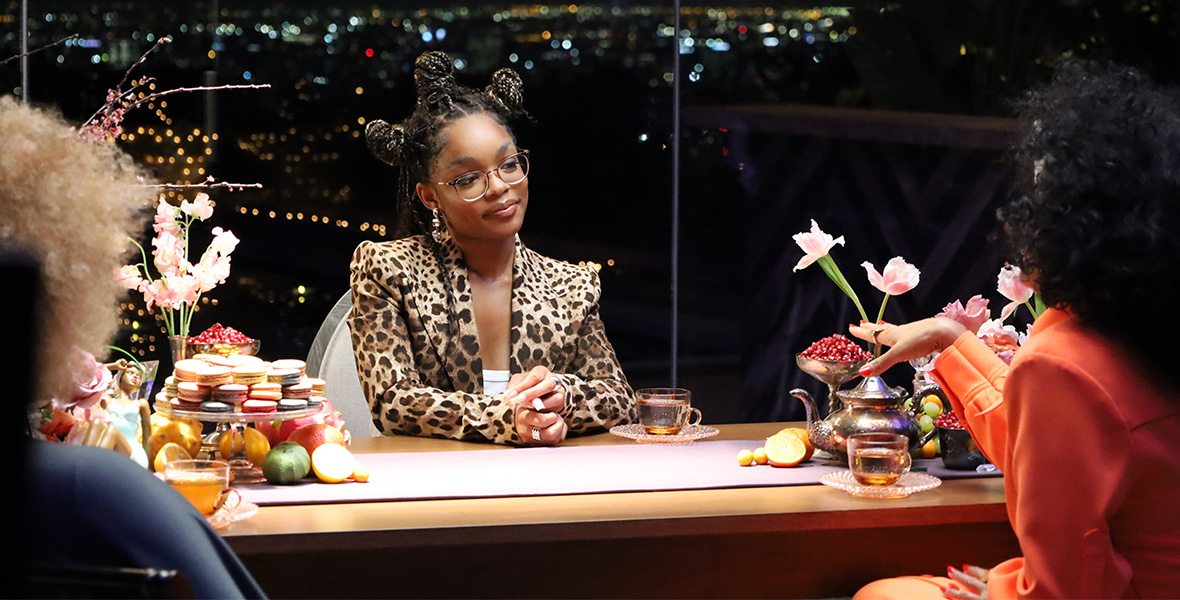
765, 433, 808, 468
311, 443, 356, 484
770, 427, 814, 462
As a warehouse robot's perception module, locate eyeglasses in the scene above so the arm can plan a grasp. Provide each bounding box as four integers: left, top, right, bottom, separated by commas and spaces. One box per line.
437, 150, 530, 201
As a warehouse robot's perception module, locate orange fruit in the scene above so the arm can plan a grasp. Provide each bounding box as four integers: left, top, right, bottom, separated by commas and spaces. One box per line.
922, 395, 944, 413
288, 423, 346, 457
764, 433, 807, 468
351, 462, 370, 483
311, 443, 356, 483
152, 442, 191, 473
737, 449, 755, 466
771, 428, 814, 462
243, 427, 271, 467
218, 430, 245, 460
752, 447, 769, 465
920, 436, 940, 459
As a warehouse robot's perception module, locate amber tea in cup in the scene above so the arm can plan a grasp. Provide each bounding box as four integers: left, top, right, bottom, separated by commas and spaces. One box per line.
164, 459, 230, 515
847, 432, 911, 486
636, 388, 701, 435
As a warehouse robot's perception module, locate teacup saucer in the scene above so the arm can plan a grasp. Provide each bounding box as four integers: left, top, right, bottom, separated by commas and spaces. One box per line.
820, 471, 941, 499
609, 423, 719, 444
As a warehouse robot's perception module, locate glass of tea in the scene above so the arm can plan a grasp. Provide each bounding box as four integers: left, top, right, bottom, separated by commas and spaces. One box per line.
636, 388, 701, 435
164, 459, 231, 515
847, 432, 911, 486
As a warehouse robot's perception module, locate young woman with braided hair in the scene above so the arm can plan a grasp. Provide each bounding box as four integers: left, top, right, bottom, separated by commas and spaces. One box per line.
350, 51, 635, 445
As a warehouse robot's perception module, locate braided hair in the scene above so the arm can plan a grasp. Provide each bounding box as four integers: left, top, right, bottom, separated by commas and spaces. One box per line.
366, 51, 527, 239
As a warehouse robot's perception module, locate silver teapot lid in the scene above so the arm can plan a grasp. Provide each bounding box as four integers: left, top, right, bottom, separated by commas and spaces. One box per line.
838, 375, 908, 400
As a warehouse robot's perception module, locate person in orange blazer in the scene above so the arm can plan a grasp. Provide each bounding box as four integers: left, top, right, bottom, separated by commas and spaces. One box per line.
847, 61, 1180, 599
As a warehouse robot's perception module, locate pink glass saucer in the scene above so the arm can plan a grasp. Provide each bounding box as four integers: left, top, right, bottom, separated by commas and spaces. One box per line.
609, 423, 719, 445
820, 471, 941, 499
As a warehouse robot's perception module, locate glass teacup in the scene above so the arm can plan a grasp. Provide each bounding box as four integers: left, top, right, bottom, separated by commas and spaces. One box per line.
847, 432, 911, 486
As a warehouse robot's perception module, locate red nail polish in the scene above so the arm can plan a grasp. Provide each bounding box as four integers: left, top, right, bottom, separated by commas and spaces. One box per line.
963, 564, 971, 573
858, 365, 872, 376
947, 566, 955, 577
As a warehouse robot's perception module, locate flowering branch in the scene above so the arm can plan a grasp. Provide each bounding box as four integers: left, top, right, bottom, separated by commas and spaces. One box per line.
142, 176, 263, 191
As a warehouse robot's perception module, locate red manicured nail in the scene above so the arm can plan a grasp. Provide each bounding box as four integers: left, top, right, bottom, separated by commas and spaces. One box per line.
858, 365, 872, 376
947, 566, 955, 577
963, 564, 971, 573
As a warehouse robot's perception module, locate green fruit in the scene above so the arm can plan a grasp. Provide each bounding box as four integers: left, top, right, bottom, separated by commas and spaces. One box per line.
262, 441, 311, 485
919, 414, 935, 433
923, 402, 941, 418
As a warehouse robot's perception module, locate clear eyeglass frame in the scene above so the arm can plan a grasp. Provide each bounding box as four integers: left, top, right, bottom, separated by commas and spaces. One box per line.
437, 150, 530, 202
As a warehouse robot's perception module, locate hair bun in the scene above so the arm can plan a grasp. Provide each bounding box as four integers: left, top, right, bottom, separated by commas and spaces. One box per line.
414, 51, 456, 110
485, 68, 524, 116
365, 119, 407, 166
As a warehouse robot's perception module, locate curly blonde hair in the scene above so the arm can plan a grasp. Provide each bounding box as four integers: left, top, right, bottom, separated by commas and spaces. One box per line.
0, 97, 153, 403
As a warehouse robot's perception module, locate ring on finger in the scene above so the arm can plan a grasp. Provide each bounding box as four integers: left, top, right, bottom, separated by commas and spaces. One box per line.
531, 426, 542, 442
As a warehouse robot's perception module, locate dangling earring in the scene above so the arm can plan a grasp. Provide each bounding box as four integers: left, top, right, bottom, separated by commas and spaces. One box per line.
431, 208, 444, 243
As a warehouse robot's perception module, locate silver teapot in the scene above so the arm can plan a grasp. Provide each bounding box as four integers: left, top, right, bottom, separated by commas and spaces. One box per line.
790, 371, 923, 461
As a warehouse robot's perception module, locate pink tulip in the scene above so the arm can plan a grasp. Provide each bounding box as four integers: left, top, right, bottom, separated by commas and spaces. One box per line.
936, 295, 991, 334
861, 257, 921, 296
792, 219, 845, 271
997, 264, 1034, 320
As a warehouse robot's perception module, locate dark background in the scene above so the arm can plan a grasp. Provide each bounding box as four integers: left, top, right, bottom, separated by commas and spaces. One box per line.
3, 0, 1177, 423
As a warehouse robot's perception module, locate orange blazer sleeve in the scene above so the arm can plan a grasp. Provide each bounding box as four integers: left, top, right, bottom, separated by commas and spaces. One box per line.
930, 332, 1011, 466
988, 351, 1135, 599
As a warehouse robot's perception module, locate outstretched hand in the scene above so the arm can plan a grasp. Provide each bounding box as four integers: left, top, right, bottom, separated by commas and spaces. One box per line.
848, 318, 969, 376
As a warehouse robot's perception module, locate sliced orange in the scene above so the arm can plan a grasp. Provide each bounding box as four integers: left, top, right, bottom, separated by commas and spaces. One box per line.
764, 433, 807, 468
152, 442, 191, 473
351, 462, 370, 483
771, 428, 814, 462
311, 443, 356, 483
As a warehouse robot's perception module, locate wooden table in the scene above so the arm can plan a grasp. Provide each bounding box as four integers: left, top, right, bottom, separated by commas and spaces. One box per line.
222, 423, 1018, 599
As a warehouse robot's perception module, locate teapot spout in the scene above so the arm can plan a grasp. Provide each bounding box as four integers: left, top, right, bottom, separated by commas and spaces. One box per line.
789, 389, 820, 428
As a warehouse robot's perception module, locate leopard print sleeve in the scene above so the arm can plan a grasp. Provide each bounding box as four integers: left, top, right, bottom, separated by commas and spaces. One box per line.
348, 240, 521, 445
555, 267, 637, 434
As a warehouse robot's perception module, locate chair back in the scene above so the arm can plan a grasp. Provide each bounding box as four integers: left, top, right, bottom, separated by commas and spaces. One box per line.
306, 292, 377, 438
24, 564, 191, 599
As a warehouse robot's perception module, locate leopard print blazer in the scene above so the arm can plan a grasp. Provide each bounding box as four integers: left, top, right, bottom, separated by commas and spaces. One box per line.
348, 232, 636, 445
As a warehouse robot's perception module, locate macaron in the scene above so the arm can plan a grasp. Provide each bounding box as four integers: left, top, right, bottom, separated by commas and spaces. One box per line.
267, 368, 302, 386
212, 383, 249, 405
173, 359, 206, 383
248, 385, 282, 401
278, 398, 309, 411
305, 378, 326, 394
176, 381, 210, 403
282, 381, 313, 399
305, 396, 323, 410
224, 354, 265, 367
270, 359, 307, 377
242, 399, 278, 414
164, 376, 179, 399
199, 400, 232, 413
192, 353, 223, 364
196, 365, 233, 387
231, 365, 268, 386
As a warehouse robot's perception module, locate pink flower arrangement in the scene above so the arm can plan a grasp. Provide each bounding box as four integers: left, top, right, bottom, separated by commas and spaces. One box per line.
792, 220, 922, 324
116, 193, 238, 338
936, 294, 992, 334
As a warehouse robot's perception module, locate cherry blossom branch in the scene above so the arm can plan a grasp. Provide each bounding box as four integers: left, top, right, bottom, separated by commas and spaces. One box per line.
0, 33, 79, 65
123, 83, 271, 112
141, 177, 263, 191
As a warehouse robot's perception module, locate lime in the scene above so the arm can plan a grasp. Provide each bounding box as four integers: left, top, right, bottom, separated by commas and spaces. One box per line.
262, 441, 311, 485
